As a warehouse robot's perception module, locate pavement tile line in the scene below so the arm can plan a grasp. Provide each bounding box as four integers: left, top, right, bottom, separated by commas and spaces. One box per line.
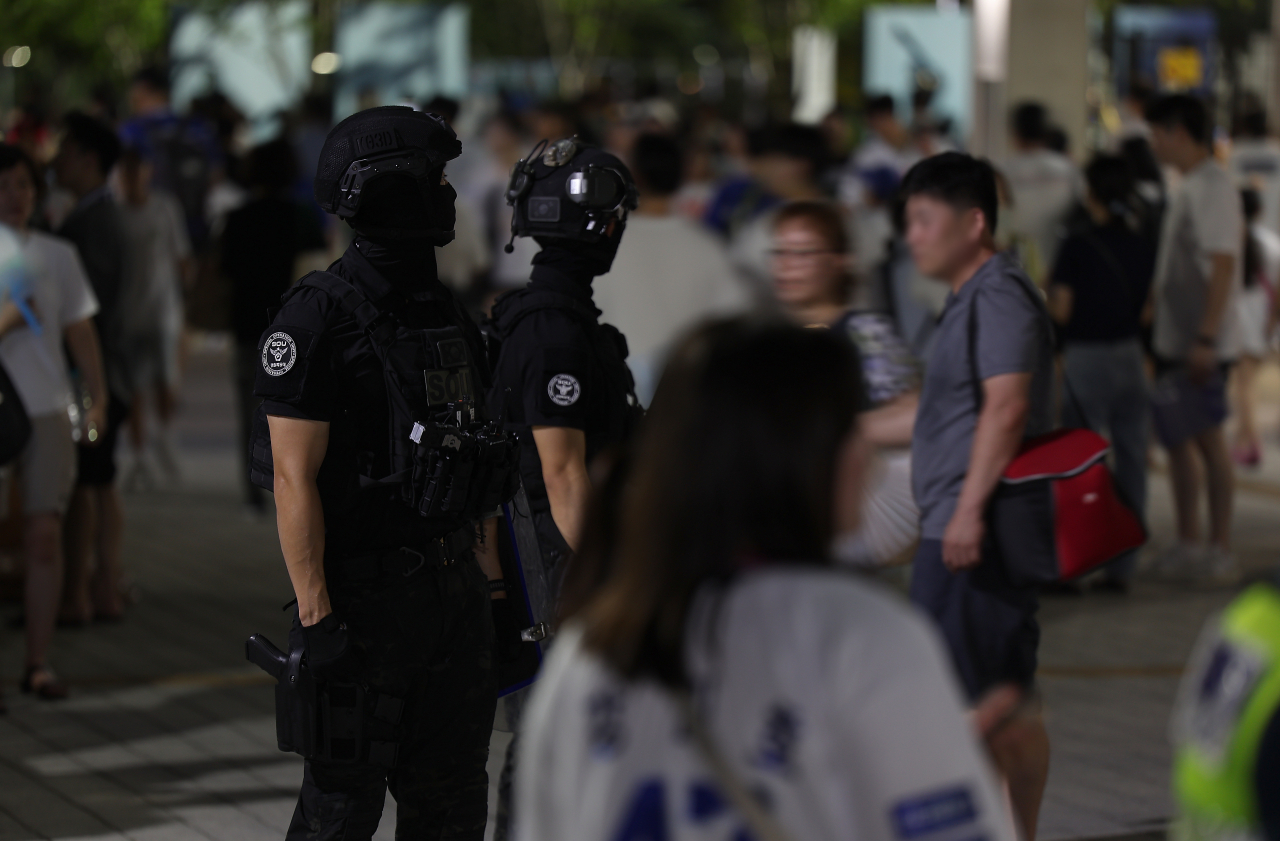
3, 686, 295, 841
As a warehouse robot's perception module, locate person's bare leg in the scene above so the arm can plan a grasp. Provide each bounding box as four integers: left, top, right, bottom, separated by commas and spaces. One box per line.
60, 486, 96, 623
1194, 426, 1235, 550
127, 393, 147, 455
156, 382, 176, 425
89, 486, 126, 618
24, 513, 64, 669
1166, 441, 1203, 544
1232, 356, 1260, 454
987, 708, 1050, 841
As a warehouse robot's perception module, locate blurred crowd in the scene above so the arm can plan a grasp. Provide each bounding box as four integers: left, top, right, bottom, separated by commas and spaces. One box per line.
0, 66, 1279, 829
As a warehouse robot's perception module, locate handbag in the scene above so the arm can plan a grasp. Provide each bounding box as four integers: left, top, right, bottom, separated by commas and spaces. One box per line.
969, 277, 1146, 585
0, 358, 31, 466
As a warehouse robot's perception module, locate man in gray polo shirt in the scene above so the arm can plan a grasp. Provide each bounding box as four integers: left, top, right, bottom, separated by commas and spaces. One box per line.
900, 152, 1054, 841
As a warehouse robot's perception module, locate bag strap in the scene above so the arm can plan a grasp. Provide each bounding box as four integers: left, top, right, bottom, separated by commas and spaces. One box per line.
965, 266, 1089, 429
674, 692, 796, 841
298, 270, 401, 363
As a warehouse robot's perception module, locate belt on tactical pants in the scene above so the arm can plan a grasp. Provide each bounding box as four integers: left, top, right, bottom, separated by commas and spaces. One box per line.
327, 525, 477, 584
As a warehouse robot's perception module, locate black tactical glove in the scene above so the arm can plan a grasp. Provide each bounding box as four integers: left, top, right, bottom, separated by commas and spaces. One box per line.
301, 613, 363, 682
490, 598, 526, 663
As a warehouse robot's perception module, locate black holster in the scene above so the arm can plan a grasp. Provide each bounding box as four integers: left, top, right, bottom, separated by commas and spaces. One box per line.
247, 633, 404, 769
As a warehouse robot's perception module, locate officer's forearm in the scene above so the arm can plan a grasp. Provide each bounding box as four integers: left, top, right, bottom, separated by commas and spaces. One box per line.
275, 476, 331, 625
473, 516, 506, 599
543, 462, 591, 554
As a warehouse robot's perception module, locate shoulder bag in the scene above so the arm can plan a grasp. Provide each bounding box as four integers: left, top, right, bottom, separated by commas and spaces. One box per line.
968, 277, 1146, 585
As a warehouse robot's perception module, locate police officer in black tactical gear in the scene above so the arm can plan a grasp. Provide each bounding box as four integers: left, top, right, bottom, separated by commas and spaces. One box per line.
484, 137, 642, 839
246, 106, 518, 840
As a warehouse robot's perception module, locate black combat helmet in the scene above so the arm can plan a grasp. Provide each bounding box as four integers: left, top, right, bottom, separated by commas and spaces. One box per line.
314, 105, 461, 243
503, 137, 638, 251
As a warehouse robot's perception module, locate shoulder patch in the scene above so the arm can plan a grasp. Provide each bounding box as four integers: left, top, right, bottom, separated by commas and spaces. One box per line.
547, 373, 581, 406
262, 331, 298, 377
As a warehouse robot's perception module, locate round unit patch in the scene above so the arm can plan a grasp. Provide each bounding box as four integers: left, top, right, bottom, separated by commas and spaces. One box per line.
262, 332, 298, 377
547, 373, 581, 407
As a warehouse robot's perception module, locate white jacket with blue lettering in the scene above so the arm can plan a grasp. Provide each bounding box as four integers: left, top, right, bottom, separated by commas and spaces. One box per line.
515, 567, 1016, 841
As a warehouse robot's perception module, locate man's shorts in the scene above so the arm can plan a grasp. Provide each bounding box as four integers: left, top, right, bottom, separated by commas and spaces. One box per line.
17, 412, 77, 515
76, 393, 130, 487
909, 538, 1040, 701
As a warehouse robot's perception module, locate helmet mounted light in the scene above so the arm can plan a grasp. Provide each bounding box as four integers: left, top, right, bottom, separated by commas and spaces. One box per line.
503, 136, 638, 252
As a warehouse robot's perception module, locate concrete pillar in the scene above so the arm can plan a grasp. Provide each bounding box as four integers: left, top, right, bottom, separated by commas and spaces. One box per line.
1004, 0, 1090, 160
971, 0, 1010, 159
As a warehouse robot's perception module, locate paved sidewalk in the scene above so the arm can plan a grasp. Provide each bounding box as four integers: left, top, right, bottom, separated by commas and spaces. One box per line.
0, 343, 1274, 840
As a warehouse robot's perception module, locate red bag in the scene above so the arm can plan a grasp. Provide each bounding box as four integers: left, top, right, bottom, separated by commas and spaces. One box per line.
989, 428, 1147, 584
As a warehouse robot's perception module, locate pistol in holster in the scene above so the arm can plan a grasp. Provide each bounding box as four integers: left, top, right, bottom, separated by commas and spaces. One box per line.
245, 633, 404, 769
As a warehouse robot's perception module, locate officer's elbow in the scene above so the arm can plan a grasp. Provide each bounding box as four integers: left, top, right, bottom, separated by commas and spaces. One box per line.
541, 458, 588, 497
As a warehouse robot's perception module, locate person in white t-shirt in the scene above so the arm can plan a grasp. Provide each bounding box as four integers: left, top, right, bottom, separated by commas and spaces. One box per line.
0, 143, 108, 703
593, 133, 749, 404
116, 148, 192, 486
1146, 94, 1244, 581
1001, 103, 1083, 285
517, 319, 1024, 841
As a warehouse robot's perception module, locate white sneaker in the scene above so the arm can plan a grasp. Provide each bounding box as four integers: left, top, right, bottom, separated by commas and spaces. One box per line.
1201, 546, 1242, 585
1148, 542, 1204, 581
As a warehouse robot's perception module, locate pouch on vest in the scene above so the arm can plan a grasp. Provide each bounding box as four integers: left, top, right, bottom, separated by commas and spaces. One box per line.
248, 271, 519, 529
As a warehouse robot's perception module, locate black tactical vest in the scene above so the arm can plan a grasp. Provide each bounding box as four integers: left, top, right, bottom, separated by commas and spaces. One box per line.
251, 271, 518, 534
486, 288, 644, 509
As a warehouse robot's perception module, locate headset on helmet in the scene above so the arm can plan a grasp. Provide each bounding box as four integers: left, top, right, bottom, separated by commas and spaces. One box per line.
503, 137, 638, 253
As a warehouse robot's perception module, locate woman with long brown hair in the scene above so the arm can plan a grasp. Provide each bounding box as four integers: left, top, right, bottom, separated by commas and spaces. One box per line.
515, 318, 1014, 841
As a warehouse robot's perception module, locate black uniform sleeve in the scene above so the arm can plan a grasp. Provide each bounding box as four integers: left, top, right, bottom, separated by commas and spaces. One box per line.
524, 343, 591, 429
254, 287, 337, 422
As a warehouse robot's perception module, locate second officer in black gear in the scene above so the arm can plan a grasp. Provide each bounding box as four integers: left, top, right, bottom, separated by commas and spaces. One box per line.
485, 138, 642, 839
488, 138, 641, 574
250, 106, 515, 840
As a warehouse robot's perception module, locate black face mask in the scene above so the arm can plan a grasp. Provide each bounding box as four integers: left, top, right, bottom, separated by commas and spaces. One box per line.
533, 219, 627, 280
426, 179, 457, 236
349, 172, 457, 245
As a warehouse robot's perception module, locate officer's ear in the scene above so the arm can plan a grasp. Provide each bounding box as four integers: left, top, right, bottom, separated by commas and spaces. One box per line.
605, 217, 620, 239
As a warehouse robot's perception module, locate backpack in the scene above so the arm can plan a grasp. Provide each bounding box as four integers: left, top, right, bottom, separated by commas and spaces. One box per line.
250, 271, 519, 530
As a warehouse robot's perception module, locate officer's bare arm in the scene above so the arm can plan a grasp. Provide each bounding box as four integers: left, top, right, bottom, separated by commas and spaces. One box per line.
269, 415, 332, 626
474, 516, 506, 599
531, 426, 590, 553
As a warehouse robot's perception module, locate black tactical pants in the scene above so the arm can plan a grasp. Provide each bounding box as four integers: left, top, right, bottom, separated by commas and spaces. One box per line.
492, 509, 567, 841
286, 552, 497, 841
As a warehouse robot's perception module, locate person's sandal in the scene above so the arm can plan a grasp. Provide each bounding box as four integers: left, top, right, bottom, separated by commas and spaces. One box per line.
21, 666, 69, 701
